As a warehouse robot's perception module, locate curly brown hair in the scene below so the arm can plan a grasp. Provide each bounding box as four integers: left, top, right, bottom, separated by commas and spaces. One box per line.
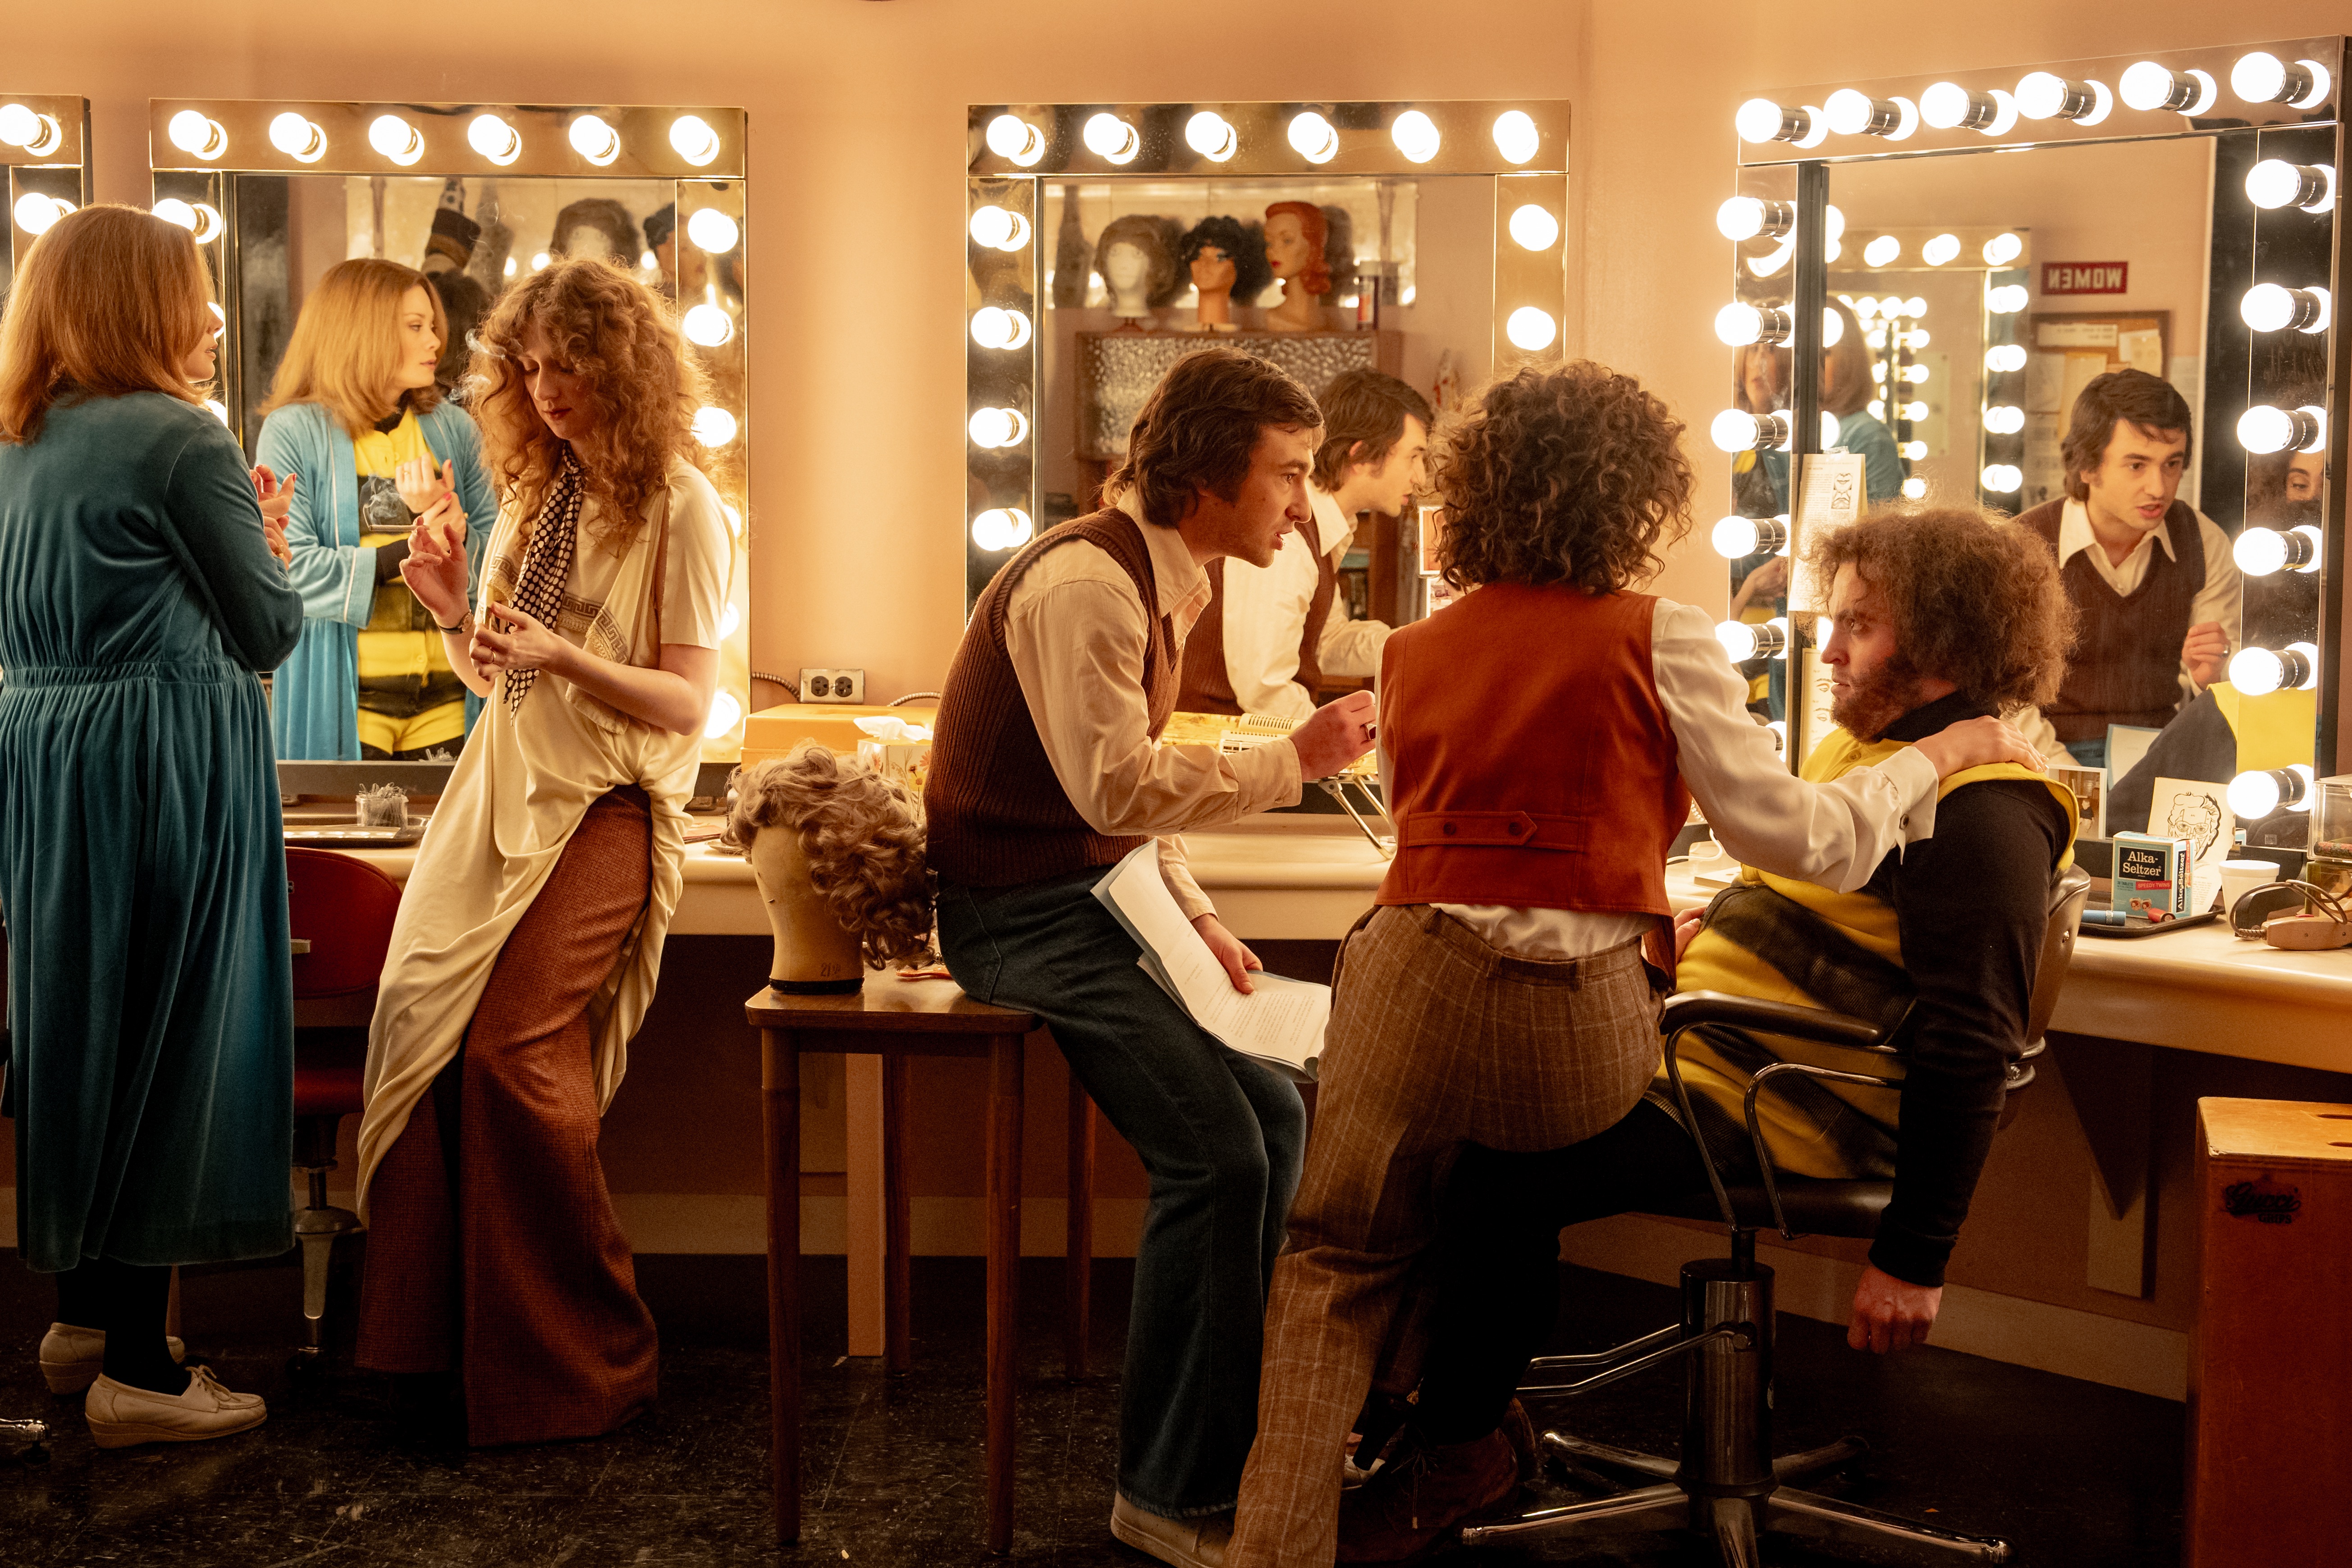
1807, 504, 2078, 710
728, 743, 936, 968
467, 256, 709, 549
1432, 361, 1694, 594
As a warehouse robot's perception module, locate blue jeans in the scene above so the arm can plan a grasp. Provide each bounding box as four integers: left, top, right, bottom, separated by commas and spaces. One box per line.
2064, 737, 2108, 770
935, 868, 1308, 1519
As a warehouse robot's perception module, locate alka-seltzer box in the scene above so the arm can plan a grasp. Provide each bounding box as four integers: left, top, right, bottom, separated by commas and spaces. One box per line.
2112, 832, 2193, 919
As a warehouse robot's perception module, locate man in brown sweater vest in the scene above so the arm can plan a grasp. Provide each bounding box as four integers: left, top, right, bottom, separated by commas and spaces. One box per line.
927, 347, 1375, 1568
2014, 369, 2241, 769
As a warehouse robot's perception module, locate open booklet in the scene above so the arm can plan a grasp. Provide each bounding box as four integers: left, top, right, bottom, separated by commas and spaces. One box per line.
1091, 840, 1330, 1083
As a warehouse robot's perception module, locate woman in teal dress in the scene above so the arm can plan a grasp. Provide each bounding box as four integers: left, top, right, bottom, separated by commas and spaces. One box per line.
0, 206, 303, 1447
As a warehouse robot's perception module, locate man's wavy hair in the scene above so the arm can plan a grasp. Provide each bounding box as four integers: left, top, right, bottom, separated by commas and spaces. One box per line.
1433, 361, 1693, 594
468, 256, 708, 549
728, 744, 936, 968
1807, 504, 2078, 710
1105, 347, 1322, 527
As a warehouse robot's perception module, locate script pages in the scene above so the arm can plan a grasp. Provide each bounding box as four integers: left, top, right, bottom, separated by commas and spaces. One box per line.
1091, 840, 1331, 1083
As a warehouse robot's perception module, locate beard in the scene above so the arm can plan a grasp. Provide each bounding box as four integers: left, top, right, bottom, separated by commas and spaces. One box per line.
1830, 652, 1932, 742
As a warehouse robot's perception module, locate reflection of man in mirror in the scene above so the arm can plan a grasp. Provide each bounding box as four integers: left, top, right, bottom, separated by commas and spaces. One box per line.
1179, 370, 1430, 721
551, 197, 640, 266
2017, 370, 2242, 770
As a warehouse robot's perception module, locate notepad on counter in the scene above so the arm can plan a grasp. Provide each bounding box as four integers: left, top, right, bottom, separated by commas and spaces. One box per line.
1092, 841, 1329, 1083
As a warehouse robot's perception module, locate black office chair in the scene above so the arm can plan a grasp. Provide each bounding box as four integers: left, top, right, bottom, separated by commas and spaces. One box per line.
1462, 864, 2091, 1567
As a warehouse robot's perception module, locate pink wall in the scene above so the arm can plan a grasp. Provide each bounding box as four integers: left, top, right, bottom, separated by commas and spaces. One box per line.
14, 0, 2342, 678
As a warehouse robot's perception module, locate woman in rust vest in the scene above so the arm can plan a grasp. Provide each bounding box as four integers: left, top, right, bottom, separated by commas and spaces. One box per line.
1228, 362, 2048, 1568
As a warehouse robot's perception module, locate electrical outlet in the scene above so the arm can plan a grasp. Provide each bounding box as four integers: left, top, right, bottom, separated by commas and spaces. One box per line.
799, 668, 865, 704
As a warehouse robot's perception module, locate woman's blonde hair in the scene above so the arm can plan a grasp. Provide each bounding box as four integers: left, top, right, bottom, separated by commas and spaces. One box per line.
0, 204, 213, 444
728, 744, 936, 968
261, 257, 444, 436
468, 257, 707, 548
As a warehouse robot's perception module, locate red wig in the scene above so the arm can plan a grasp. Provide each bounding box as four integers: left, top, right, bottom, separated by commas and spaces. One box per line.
1264, 201, 1331, 297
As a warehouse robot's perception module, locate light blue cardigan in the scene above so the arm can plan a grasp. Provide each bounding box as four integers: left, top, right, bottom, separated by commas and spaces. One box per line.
256, 399, 497, 760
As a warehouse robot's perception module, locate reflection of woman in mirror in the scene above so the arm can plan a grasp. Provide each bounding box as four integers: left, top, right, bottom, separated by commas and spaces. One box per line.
551, 197, 640, 266
257, 259, 497, 761
355, 257, 734, 1449
1817, 299, 1903, 503
1180, 215, 1272, 332
0, 206, 303, 1445
1093, 213, 1177, 326
1263, 200, 1331, 331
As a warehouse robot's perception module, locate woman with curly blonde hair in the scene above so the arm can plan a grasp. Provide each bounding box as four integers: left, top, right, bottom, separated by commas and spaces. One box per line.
352, 257, 734, 1445
1230, 363, 2046, 1567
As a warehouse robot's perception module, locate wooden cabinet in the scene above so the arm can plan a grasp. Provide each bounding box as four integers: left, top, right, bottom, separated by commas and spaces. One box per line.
2186, 1098, 2352, 1567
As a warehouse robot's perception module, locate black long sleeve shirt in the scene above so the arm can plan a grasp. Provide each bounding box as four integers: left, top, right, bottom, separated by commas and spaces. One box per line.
1860, 692, 2072, 1287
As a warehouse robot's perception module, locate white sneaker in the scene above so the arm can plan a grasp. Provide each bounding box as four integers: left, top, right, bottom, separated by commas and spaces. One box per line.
39, 1323, 189, 1395
84, 1367, 266, 1449
1109, 1494, 1230, 1568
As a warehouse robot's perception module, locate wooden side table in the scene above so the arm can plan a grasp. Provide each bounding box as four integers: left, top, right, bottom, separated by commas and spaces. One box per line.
746, 975, 1042, 1554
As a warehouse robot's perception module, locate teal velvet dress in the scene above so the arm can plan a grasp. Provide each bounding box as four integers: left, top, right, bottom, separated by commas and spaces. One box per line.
0, 391, 306, 1272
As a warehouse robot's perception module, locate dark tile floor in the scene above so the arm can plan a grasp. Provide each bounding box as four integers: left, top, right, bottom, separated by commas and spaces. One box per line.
0, 1247, 2181, 1566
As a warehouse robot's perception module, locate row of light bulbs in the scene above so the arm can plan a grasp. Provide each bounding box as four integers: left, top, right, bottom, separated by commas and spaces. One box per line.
1718, 198, 2027, 270
12, 192, 76, 236
164, 107, 727, 169
0, 102, 66, 158
985, 107, 1546, 169
1738, 53, 2332, 151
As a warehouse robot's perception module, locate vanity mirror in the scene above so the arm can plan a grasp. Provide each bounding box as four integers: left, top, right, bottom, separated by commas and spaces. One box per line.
148, 99, 752, 760
4, 94, 91, 298
964, 100, 1570, 619
1711, 41, 2346, 854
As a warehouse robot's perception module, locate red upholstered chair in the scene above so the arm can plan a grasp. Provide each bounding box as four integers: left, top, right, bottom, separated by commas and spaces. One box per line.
285, 848, 403, 1362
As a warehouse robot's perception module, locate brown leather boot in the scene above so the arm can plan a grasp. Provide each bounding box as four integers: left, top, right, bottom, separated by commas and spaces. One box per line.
1334, 1426, 1518, 1563
1501, 1399, 1541, 1484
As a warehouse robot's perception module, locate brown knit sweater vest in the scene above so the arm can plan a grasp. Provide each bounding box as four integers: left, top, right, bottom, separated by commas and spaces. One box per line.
1175, 543, 1341, 715
1377, 583, 1690, 917
925, 508, 1179, 887
2018, 498, 2201, 742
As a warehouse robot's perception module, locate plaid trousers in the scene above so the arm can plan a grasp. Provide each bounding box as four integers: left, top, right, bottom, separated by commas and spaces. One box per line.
1227, 903, 1662, 1568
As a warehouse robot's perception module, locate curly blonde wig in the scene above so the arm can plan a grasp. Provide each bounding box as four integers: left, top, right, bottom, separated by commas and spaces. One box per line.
467, 256, 710, 550
1433, 361, 1695, 594
728, 743, 936, 967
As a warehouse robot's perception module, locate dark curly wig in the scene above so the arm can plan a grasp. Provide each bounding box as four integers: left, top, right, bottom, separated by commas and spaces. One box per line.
1807, 504, 2078, 711
1178, 215, 1273, 307
1433, 361, 1694, 594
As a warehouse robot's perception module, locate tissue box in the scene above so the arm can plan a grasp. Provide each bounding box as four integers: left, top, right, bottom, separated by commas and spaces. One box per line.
856, 738, 932, 788
2112, 832, 2192, 919
741, 703, 937, 767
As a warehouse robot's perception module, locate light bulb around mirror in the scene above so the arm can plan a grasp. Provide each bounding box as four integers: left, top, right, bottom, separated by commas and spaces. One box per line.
1820, 306, 1844, 347
1715, 620, 1761, 663
1390, 110, 1441, 163
1903, 329, 1931, 349
703, 690, 743, 741
152, 198, 197, 232
2120, 61, 2218, 114
467, 113, 521, 166
1823, 411, 1844, 448
1083, 112, 1139, 164
1982, 232, 2023, 266
968, 306, 1033, 351
2230, 51, 2329, 107
2233, 524, 2325, 576
691, 406, 738, 447
1863, 235, 1901, 268
1867, 400, 1886, 421
1288, 111, 1339, 164
0, 103, 42, 149
1902, 363, 1931, 385
1716, 196, 1769, 242
166, 110, 227, 160
369, 114, 425, 166
1735, 98, 1789, 143
669, 114, 722, 167
985, 114, 1046, 166
1185, 110, 1236, 161
204, 398, 229, 424
1714, 303, 1763, 347
1921, 233, 1961, 266
1710, 410, 1763, 453
1918, 82, 1972, 129
2240, 282, 2329, 333
2237, 404, 2326, 455
568, 114, 621, 166
269, 112, 327, 163
682, 303, 735, 347
1985, 404, 2026, 435
970, 507, 1034, 552
1901, 440, 1928, 461
719, 602, 743, 640
1822, 89, 1885, 137
1490, 110, 1539, 164
1898, 401, 1928, 423
1505, 306, 1558, 352
1986, 344, 2028, 374
1987, 283, 2029, 314
1710, 515, 1789, 558
966, 406, 1029, 449
1902, 476, 1929, 499
1981, 463, 2023, 492
687, 207, 741, 254
1508, 204, 1560, 251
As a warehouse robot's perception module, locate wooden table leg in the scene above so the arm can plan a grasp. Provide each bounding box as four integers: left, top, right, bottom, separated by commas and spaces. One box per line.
1065, 1081, 1095, 1380
883, 1051, 912, 1375
985, 1031, 1025, 1554
761, 1026, 803, 1545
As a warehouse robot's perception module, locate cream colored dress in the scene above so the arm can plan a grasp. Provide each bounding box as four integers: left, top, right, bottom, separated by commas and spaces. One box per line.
354, 455, 732, 1214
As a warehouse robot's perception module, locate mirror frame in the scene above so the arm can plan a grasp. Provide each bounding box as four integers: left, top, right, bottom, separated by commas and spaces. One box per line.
3, 94, 92, 283
962, 98, 1573, 610
1718, 40, 2349, 794
145, 97, 754, 758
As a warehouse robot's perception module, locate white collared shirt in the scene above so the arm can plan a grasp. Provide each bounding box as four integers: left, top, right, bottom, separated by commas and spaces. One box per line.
1217, 482, 1392, 719
2053, 496, 2242, 704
